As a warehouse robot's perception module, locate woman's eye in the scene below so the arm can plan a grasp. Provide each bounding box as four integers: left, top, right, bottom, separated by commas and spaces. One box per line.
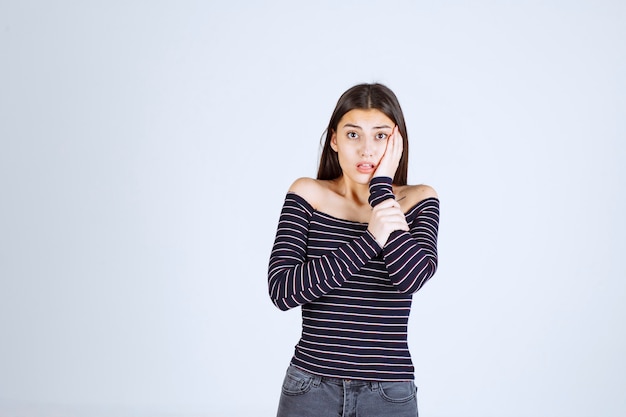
376, 133, 389, 140
347, 132, 358, 139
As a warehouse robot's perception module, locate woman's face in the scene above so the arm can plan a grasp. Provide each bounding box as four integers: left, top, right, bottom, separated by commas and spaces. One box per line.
331, 108, 395, 184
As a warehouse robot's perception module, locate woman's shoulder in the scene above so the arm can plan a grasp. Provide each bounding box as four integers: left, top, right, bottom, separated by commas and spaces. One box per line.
288, 177, 333, 209
395, 183, 439, 210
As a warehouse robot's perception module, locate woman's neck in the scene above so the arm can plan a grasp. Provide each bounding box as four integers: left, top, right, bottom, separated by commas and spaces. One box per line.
332, 176, 370, 206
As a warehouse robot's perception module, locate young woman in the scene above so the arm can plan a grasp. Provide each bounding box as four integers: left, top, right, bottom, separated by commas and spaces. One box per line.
268, 83, 439, 417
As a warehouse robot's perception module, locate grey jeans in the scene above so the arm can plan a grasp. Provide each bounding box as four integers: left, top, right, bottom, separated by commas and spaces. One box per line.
276, 365, 418, 417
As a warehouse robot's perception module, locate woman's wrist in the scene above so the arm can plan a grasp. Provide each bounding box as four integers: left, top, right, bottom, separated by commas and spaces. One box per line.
368, 176, 395, 207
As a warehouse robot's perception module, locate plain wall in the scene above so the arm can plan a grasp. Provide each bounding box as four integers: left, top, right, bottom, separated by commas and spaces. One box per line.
1, 1, 624, 416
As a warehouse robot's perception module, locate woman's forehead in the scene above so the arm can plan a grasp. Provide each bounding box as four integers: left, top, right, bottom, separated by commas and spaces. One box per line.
338, 109, 394, 129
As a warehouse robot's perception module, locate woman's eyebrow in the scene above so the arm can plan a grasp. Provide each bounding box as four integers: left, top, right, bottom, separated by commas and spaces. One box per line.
342, 123, 363, 130
341, 123, 393, 130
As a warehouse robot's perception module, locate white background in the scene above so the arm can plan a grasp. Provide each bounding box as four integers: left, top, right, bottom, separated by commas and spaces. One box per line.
1, 1, 624, 416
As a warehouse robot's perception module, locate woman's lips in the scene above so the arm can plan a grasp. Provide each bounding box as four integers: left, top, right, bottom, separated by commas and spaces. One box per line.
356, 162, 376, 173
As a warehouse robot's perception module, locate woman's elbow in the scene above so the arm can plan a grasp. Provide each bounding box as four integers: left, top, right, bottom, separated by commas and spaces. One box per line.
397, 261, 438, 294
268, 288, 296, 311
272, 299, 293, 311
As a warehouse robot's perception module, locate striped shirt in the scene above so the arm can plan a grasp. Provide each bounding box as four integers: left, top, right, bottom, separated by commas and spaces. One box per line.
268, 177, 439, 381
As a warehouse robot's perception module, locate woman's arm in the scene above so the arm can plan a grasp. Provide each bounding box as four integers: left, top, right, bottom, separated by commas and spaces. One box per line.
267, 193, 381, 311
369, 177, 440, 294
383, 197, 439, 294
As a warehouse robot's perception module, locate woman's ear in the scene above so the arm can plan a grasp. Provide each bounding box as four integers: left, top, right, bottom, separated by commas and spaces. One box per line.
330, 130, 338, 152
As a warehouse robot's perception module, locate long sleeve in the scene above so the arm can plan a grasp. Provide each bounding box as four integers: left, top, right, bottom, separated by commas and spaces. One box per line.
268, 193, 381, 311
369, 177, 440, 294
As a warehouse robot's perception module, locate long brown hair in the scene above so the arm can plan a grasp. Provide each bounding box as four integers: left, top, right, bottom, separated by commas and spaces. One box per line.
317, 83, 409, 185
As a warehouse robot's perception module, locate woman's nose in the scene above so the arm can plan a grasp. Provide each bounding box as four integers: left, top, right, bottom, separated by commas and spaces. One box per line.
361, 140, 374, 158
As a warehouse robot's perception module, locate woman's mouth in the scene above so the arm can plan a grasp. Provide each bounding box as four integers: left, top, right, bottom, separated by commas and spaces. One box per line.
356, 162, 376, 173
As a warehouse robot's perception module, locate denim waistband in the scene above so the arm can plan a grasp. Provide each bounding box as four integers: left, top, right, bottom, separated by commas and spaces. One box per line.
291, 365, 398, 388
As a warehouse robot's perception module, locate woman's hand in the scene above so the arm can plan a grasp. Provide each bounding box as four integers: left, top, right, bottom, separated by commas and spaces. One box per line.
374, 126, 404, 179
367, 198, 409, 248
